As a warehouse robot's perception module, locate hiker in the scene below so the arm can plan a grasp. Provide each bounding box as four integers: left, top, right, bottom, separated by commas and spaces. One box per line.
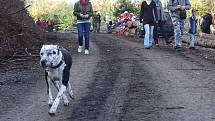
188, 9, 198, 49
93, 11, 101, 33
167, 0, 191, 51
105, 13, 111, 33
201, 11, 212, 34
92, 11, 97, 32
153, 0, 169, 46
73, 0, 93, 55
47, 18, 54, 32
96, 13, 101, 32
39, 18, 46, 32
35, 18, 40, 26
140, 0, 158, 49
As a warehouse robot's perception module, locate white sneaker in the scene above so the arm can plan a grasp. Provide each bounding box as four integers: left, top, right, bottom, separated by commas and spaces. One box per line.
84, 50, 89, 55
78, 46, 83, 53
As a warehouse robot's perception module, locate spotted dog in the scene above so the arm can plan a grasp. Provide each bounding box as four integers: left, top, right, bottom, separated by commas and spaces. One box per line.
40, 45, 74, 115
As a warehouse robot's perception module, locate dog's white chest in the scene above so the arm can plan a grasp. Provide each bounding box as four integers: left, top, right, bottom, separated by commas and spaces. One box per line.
47, 66, 65, 81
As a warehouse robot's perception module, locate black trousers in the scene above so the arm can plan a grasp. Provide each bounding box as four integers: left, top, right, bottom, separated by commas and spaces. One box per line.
153, 20, 168, 44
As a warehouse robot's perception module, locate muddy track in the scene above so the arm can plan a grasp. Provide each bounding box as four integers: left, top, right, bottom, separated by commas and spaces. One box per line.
1, 32, 215, 121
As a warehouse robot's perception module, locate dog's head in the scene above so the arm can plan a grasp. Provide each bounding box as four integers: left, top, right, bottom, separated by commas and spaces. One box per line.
40, 45, 62, 68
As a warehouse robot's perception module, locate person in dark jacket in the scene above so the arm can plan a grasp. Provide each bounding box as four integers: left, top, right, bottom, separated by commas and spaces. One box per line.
153, 0, 169, 46
96, 13, 101, 32
47, 18, 54, 32
188, 9, 198, 49
201, 12, 212, 34
140, 0, 158, 49
73, 0, 93, 55
93, 11, 101, 33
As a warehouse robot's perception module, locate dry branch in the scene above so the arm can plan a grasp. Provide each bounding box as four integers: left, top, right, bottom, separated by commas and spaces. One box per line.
8, 5, 31, 15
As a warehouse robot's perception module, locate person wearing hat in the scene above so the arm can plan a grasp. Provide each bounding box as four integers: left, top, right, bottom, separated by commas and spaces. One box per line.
188, 9, 198, 49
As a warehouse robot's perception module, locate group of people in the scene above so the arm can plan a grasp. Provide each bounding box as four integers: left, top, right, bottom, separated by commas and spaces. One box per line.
140, 0, 193, 50
140, 0, 170, 49
110, 11, 137, 36
140, 0, 215, 51
72, 0, 215, 55
35, 18, 55, 32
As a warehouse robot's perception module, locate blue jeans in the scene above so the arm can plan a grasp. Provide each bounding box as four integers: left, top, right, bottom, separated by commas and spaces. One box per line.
106, 23, 110, 33
144, 24, 154, 48
189, 33, 195, 48
77, 22, 91, 50
97, 23, 101, 32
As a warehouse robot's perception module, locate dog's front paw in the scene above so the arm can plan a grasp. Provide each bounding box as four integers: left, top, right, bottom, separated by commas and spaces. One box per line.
63, 97, 69, 106
48, 110, 55, 116
48, 99, 53, 107
63, 101, 69, 106
49, 107, 57, 116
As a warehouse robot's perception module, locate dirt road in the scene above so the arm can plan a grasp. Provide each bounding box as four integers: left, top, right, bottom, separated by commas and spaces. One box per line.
1, 32, 215, 121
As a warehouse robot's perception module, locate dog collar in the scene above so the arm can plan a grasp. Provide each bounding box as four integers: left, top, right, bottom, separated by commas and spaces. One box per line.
51, 61, 63, 69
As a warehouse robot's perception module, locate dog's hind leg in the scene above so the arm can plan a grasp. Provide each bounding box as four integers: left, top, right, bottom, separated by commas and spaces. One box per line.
53, 81, 69, 106
68, 82, 74, 99
49, 85, 66, 115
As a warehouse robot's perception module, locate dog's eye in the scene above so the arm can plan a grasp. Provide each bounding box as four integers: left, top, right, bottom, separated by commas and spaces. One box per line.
53, 51, 56, 54
40, 53, 44, 56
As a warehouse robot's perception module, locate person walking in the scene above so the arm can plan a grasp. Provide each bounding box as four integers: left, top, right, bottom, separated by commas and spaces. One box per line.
201, 12, 212, 34
93, 11, 101, 33
92, 11, 97, 32
96, 13, 101, 32
35, 18, 40, 26
188, 9, 198, 49
105, 13, 111, 33
168, 0, 191, 51
153, 0, 169, 46
39, 18, 46, 32
140, 0, 158, 49
47, 18, 54, 32
73, 0, 93, 55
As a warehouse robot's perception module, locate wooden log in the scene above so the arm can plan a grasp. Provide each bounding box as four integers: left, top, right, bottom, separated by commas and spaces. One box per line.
183, 33, 215, 48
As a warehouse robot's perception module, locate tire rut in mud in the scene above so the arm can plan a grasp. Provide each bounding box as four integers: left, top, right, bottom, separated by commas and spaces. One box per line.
119, 60, 162, 121
66, 34, 122, 120
67, 33, 164, 121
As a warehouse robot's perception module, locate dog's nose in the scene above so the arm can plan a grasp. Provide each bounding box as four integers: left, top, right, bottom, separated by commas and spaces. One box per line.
40, 60, 47, 67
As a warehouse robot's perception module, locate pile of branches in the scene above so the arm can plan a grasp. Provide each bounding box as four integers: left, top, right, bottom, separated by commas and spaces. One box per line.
0, 0, 44, 58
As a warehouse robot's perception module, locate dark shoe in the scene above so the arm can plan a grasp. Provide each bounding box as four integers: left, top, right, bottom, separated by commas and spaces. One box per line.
145, 47, 151, 49
174, 46, 178, 50
189, 47, 195, 50
176, 47, 182, 51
